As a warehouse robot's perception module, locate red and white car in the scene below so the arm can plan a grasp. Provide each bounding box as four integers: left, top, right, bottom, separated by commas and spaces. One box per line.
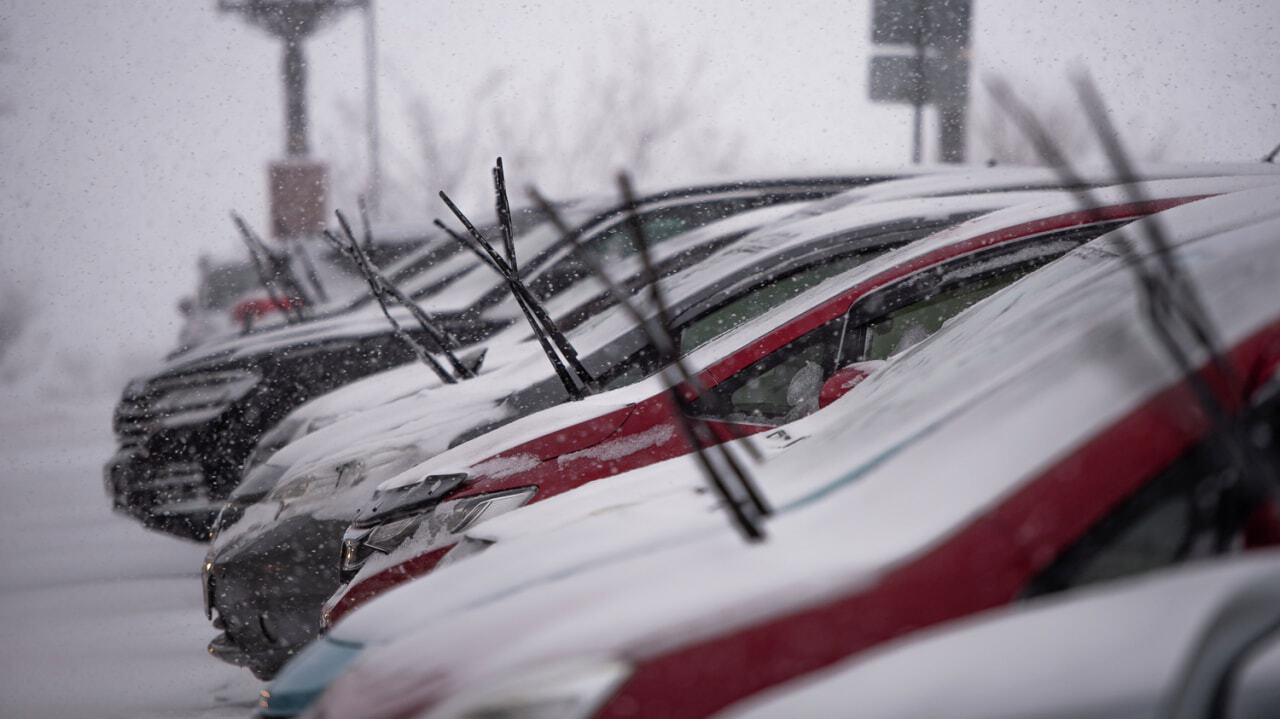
305, 184, 1280, 719
324, 177, 1260, 625
721, 550, 1280, 719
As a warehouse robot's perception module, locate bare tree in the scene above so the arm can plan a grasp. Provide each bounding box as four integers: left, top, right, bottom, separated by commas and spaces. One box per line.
973, 81, 1175, 166
321, 29, 745, 219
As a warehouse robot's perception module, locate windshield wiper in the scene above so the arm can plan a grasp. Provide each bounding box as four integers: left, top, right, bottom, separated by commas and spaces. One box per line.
530, 175, 771, 542
335, 208, 476, 380
434, 159, 597, 399
989, 72, 1278, 543
230, 212, 304, 324
321, 220, 458, 386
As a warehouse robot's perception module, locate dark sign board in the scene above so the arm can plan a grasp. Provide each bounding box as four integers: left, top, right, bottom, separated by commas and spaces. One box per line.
269, 159, 329, 239
871, 0, 971, 49
869, 53, 969, 107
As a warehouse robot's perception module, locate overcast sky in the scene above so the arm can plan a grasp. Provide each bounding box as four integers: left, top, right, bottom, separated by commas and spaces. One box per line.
0, 0, 1276, 392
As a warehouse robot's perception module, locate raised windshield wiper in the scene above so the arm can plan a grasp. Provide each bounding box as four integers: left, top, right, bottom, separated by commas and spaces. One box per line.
335, 207, 476, 380
320, 219, 458, 386
529, 174, 771, 542
434, 158, 597, 400
989, 72, 1278, 543
231, 212, 304, 324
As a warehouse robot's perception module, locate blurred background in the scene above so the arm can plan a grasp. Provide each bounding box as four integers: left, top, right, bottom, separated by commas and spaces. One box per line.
0, 0, 1276, 402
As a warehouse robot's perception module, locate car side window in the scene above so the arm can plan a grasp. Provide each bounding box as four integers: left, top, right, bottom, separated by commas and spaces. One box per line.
1023, 376, 1280, 598
585, 198, 763, 262
1023, 447, 1234, 598
687, 225, 1129, 427
852, 269, 1038, 363
678, 252, 871, 355
685, 316, 846, 425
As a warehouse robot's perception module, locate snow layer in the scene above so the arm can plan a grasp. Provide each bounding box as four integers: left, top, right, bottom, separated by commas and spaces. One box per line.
0, 395, 260, 717
307, 187, 1280, 718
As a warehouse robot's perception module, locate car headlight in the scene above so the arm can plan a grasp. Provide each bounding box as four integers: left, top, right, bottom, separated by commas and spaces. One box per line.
438, 487, 538, 535
425, 659, 633, 719
267, 475, 315, 504
340, 484, 536, 581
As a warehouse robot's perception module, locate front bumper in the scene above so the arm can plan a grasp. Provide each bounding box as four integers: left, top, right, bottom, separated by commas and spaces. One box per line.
206, 515, 351, 679
105, 446, 221, 541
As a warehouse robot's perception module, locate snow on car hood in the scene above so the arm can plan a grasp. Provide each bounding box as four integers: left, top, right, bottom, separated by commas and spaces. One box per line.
307, 186, 1280, 719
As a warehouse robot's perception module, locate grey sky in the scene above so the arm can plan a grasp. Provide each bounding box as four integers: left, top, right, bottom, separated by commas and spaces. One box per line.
0, 1, 1276, 386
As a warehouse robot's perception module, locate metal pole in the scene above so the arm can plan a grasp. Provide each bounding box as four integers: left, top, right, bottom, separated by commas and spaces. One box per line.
283, 38, 309, 156
911, 0, 924, 164
939, 101, 966, 163
363, 0, 382, 218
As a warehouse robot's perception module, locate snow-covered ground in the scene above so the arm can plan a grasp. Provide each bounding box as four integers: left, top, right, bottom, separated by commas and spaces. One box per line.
0, 391, 260, 718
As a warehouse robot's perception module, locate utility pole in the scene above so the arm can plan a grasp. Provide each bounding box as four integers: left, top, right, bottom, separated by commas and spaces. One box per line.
218, 0, 367, 238
363, 1, 381, 220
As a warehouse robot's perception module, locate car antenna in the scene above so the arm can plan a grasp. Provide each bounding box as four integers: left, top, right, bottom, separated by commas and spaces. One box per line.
1262, 141, 1280, 164
320, 225, 457, 386
529, 177, 771, 541
989, 73, 1276, 544
332, 210, 477, 380
231, 212, 301, 325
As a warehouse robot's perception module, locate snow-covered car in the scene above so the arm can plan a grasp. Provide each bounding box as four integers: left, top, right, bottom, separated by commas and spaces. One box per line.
235, 163, 1280, 480
327, 178, 1247, 626
302, 184, 1280, 719
722, 551, 1280, 719
175, 219, 456, 352
203, 184, 1016, 679
108, 176, 873, 540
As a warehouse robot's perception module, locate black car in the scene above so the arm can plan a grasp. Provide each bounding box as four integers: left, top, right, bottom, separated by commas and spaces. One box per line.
107, 176, 892, 541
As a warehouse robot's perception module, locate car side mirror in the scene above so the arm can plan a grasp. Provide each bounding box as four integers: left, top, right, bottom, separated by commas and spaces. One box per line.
819, 360, 886, 409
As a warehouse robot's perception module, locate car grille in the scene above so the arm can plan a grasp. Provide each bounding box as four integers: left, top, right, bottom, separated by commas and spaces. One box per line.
113, 368, 260, 446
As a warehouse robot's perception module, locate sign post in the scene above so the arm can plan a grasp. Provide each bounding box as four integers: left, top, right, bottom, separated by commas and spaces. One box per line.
869, 0, 972, 163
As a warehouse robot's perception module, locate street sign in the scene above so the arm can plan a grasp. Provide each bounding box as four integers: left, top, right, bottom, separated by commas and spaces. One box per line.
871, 0, 971, 49
869, 53, 969, 107
269, 160, 328, 239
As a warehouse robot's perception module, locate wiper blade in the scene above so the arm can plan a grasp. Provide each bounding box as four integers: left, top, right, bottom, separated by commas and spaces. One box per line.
434, 158, 597, 399
530, 175, 771, 542
231, 212, 303, 325
988, 72, 1278, 540
320, 224, 457, 386
493, 157, 518, 275
336, 209, 476, 380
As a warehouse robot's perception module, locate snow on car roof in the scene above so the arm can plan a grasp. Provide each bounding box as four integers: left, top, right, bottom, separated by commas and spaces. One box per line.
310, 186, 1280, 719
